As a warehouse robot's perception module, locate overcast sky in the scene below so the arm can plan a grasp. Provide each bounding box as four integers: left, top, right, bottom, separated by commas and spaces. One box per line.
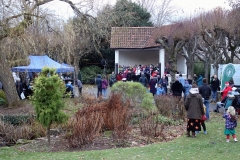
44, 0, 231, 21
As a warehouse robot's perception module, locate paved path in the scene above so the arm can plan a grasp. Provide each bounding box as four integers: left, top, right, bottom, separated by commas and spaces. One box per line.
82, 84, 111, 98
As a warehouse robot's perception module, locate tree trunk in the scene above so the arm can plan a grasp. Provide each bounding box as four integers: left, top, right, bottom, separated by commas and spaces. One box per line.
47, 125, 51, 146
169, 57, 177, 85
204, 62, 210, 84
74, 57, 80, 79
213, 64, 218, 76
186, 61, 194, 80
0, 54, 20, 106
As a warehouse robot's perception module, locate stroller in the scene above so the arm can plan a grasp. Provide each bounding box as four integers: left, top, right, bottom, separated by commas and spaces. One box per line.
64, 86, 74, 98
233, 95, 240, 115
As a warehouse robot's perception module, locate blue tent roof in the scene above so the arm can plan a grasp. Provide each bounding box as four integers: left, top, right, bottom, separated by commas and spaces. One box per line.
11, 55, 74, 73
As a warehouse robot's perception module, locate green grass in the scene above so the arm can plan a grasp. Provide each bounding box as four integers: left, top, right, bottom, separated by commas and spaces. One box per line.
1, 112, 240, 160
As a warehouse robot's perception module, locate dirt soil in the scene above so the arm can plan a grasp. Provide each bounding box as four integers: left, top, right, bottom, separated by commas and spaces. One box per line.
0, 102, 34, 115
15, 124, 186, 152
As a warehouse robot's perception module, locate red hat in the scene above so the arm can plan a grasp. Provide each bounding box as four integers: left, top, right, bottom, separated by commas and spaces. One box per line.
225, 82, 229, 85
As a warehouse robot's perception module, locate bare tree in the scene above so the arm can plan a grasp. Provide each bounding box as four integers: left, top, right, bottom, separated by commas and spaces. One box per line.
194, 8, 232, 76
0, 0, 96, 106
135, 0, 175, 26
0, 0, 58, 106
156, 23, 187, 83
181, 36, 198, 79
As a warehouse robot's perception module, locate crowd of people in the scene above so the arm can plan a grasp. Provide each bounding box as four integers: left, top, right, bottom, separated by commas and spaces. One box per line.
3, 66, 239, 142
183, 74, 239, 141
106, 68, 239, 141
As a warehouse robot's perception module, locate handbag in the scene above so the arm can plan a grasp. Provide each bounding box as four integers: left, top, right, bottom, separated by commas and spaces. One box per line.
202, 115, 207, 121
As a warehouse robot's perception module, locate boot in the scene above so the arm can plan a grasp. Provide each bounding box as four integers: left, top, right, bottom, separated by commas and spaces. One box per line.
192, 132, 196, 138
186, 131, 190, 137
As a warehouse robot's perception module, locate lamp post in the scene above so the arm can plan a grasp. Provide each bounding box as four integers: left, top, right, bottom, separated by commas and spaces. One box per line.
101, 59, 107, 75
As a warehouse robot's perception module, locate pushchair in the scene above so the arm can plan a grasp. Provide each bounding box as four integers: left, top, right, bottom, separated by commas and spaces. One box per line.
233, 95, 240, 115
64, 86, 74, 98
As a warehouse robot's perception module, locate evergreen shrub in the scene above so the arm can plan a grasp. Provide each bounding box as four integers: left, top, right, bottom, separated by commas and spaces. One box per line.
111, 81, 156, 111
30, 67, 68, 145
0, 114, 35, 125
81, 65, 102, 84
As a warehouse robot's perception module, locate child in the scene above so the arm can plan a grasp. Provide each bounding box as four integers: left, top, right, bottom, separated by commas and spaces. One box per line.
156, 84, 165, 95
196, 99, 207, 134
223, 106, 238, 142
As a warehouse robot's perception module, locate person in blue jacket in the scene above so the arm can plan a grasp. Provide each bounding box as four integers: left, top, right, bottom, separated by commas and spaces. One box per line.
184, 80, 192, 100
197, 74, 203, 87
156, 84, 166, 95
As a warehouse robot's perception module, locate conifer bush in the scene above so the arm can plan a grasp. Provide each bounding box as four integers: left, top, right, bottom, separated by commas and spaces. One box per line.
111, 81, 156, 111
30, 67, 68, 145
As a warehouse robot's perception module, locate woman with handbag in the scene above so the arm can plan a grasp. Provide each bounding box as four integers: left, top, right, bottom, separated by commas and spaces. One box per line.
184, 84, 205, 138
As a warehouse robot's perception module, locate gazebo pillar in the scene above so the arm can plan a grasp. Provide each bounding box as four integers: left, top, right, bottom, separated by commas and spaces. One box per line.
159, 49, 165, 76
114, 50, 119, 74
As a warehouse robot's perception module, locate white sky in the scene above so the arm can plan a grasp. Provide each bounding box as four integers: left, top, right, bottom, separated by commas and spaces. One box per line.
44, 0, 231, 21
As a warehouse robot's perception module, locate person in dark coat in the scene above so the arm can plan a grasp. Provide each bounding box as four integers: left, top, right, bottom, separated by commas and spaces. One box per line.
199, 78, 212, 120
139, 74, 148, 87
171, 78, 183, 97
149, 76, 157, 96
187, 75, 193, 85
159, 75, 168, 94
185, 84, 204, 137
210, 75, 220, 102
229, 77, 234, 87
96, 74, 102, 98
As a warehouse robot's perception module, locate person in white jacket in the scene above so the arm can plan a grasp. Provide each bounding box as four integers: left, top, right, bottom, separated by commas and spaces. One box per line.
135, 66, 141, 82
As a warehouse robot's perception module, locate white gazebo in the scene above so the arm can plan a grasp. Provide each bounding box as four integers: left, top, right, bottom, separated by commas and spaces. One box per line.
110, 27, 187, 76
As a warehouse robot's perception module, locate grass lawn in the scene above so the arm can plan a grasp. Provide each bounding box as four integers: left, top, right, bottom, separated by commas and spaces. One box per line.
1, 112, 240, 160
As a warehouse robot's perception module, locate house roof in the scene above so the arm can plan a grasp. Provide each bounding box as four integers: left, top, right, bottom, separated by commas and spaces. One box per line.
110, 27, 161, 49
110, 24, 183, 49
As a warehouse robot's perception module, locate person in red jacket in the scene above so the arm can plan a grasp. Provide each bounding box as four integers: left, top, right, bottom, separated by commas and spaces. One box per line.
220, 82, 232, 101
116, 72, 123, 81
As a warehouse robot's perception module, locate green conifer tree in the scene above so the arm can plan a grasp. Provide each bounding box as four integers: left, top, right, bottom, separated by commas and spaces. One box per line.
30, 67, 68, 145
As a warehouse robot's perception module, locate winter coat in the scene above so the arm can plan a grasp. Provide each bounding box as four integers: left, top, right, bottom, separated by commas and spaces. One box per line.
185, 93, 204, 119
179, 77, 185, 87
171, 81, 183, 96
139, 74, 148, 87
149, 78, 157, 94
221, 86, 232, 101
197, 76, 203, 87
96, 74, 102, 88
156, 87, 165, 95
199, 83, 212, 100
116, 74, 122, 81
184, 82, 191, 97
159, 78, 168, 87
76, 79, 82, 88
210, 78, 220, 91
187, 79, 193, 85
102, 79, 108, 89
223, 113, 237, 129
126, 72, 132, 81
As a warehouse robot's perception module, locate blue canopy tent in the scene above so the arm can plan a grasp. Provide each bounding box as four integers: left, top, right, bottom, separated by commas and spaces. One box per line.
11, 55, 74, 73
